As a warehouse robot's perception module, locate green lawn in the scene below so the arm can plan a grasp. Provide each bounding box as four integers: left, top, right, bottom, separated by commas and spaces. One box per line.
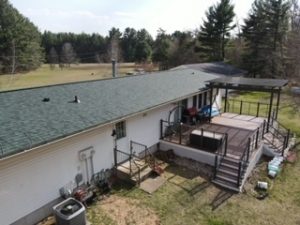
0, 63, 137, 91
227, 91, 300, 136
86, 150, 300, 225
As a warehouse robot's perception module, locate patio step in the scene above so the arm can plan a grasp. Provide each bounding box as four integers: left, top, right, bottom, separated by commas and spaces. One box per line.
131, 166, 153, 184
222, 157, 240, 167
215, 174, 238, 184
212, 179, 240, 192
212, 156, 248, 192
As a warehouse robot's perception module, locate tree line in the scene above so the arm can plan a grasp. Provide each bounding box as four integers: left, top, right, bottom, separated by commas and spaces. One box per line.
1, 0, 300, 79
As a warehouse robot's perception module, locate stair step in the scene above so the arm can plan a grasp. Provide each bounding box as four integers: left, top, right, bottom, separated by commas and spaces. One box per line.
216, 174, 238, 184
212, 179, 240, 192
217, 169, 239, 179
222, 157, 240, 166
220, 162, 239, 170
131, 166, 153, 183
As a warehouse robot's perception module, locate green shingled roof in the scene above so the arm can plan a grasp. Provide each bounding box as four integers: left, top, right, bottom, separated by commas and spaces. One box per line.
0, 69, 218, 158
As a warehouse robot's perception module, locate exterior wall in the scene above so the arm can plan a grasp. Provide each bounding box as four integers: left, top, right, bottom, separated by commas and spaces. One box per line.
159, 140, 216, 165
0, 103, 174, 225
116, 104, 174, 153
0, 124, 115, 225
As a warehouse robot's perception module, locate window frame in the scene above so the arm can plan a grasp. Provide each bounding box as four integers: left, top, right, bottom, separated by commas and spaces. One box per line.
116, 121, 126, 139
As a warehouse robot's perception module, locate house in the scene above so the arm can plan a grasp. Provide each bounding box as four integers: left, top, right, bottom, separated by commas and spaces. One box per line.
0, 68, 220, 225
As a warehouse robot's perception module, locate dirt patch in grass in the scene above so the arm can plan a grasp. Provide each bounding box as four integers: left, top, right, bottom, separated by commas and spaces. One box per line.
88, 195, 160, 225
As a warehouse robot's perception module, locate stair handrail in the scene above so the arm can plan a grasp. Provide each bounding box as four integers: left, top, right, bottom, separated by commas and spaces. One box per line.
131, 157, 141, 185
213, 133, 228, 179
130, 140, 156, 172
264, 120, 290, 153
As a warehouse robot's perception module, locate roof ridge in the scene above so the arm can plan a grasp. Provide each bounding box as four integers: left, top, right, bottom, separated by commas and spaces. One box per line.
0, 69, 178, 94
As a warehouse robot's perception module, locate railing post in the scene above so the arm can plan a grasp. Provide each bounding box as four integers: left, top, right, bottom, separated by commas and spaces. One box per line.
240, 101, 243, 115
256, 102, 260, 117
255, 128, 259, 149
129, 155, 132, 175
200, 128, 204, 147
247, 138, 251, 162
160, 119, 163, 139
179, 123, 182, 145
237, 162, 242, 187
224, 133, 228, 156
286, 129, 290, 148
113, 147, 117, 167
282, 136, 286, 156
262, 120, 266, 138
214, 154, 218, 179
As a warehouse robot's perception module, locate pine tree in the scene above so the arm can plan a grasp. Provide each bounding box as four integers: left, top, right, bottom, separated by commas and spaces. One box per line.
242, 0, 290, 78
152, 29, 171, 70
197, 0, 235, 61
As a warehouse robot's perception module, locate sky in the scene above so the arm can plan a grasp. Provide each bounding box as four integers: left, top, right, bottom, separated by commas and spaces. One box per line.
9, 0, 254, 37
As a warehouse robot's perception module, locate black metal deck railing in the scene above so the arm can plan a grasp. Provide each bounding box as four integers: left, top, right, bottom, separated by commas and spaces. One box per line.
224, 99, 273, 118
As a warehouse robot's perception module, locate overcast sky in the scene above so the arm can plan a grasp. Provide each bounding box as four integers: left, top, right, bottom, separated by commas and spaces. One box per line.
10, 0, 254, 37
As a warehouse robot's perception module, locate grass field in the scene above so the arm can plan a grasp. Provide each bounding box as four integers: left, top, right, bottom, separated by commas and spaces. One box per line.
229, 91, 300, 137
0, 63, 137, 91
86, 147, 300, 225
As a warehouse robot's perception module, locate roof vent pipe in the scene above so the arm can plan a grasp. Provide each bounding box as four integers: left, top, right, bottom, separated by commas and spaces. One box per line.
112, 59, 117, 78
74, 95, 80, 103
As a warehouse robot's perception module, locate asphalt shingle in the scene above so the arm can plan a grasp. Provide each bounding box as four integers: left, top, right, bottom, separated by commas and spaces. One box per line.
0, 69, 218, 158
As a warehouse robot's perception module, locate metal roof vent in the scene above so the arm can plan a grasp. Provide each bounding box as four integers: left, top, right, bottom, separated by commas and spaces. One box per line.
42, 98, 50, 102
74, 95, 80, 103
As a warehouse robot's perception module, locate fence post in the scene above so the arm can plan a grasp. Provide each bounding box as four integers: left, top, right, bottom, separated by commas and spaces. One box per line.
255, 128, 259, 149
240, 101, 243, 115
256, 102, 260, 117
160, 119, 163, 139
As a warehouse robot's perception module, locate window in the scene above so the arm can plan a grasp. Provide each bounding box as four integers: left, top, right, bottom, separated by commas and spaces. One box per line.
116, 121, 126, 139
193, 96, 197, 108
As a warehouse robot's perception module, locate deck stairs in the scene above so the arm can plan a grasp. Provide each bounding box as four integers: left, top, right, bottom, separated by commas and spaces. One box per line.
212, 119, 292, 192
212, 156, 248, 192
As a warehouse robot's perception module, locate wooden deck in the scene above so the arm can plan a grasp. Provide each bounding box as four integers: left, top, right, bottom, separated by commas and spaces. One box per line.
163, 113, 265, 159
